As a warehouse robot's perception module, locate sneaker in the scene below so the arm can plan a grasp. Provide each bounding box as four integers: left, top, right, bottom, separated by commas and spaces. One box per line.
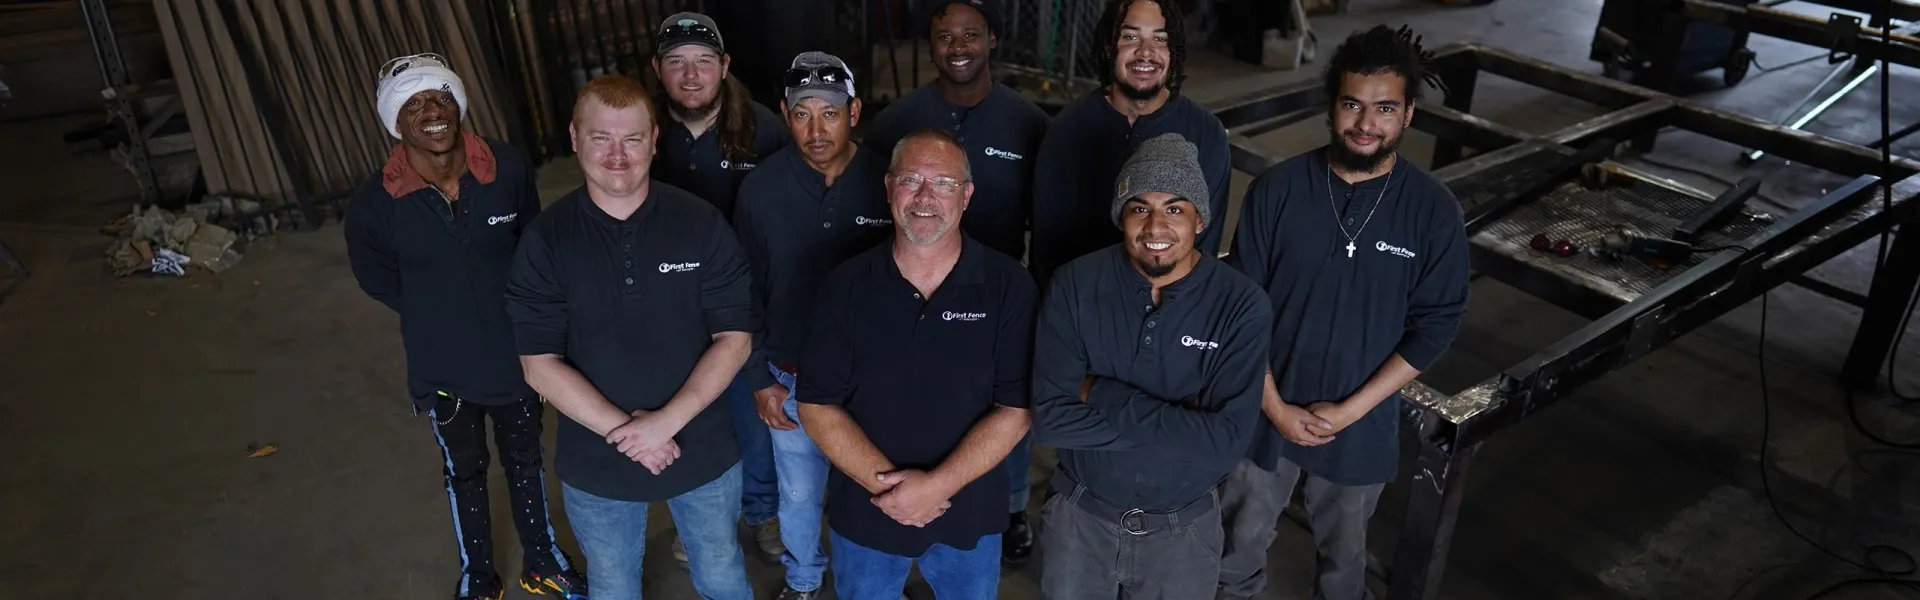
1003, 511, 1033, 566
753, 519, 787, 559
775, 585, 821, 600
453, 575, 504, 600
519, 567, 587, 599
672, 533, 690, 568
455, 591, 503, 600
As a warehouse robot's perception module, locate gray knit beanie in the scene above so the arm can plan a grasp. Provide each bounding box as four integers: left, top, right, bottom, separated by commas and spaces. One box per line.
1111, 133, 1211, 229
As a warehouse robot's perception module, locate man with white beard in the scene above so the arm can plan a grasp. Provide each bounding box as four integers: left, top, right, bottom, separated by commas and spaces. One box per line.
795, 128, 1036, 600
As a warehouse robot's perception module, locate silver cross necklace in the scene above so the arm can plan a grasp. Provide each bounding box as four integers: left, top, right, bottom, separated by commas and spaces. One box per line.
1326, 162, 1390, 258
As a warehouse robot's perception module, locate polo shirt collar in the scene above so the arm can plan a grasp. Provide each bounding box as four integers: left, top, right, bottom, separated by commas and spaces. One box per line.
877, 235, 988, 288
382, 130, 498, 199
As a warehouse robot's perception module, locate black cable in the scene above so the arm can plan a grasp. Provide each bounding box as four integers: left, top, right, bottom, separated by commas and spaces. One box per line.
1748, 293, 1920, 600
1751, 52, 1829, 74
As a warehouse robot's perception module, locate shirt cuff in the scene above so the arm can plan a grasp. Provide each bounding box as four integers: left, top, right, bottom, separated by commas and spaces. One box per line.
514, 328, 567, 357
1394, 333, 1447, 372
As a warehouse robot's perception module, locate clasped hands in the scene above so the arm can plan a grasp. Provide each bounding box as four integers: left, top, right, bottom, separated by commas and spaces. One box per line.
1273, 400, 1361, 447
869, 469, 958, 528
605, 408, 685, 475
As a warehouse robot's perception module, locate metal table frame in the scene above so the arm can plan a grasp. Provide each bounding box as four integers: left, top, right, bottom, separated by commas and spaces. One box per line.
1206, 41, 1920, 600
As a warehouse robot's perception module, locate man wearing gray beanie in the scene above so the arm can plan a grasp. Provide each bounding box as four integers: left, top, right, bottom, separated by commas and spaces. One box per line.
1027, 131, 1273, 598
344, 53, 585, 600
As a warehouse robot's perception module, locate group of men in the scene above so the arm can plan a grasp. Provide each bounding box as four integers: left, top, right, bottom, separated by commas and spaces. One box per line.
344, 1, 1470, 599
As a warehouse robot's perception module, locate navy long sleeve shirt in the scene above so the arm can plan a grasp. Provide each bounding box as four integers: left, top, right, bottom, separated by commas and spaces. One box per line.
863, 82, 1050, 261
1028, 90, 1231, 283
1031, 245, 1272, 511
343, 134, 539, 411
1227, 148, 1471, 486
732, 145, 895, 392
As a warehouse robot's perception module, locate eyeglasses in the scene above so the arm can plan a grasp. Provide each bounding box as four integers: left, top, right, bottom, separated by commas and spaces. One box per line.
659, 20, 722, 49
1529, 233, 1581, 257
891, 173, 966, 195
783, 65, 852, 89
380, 53, 451, 80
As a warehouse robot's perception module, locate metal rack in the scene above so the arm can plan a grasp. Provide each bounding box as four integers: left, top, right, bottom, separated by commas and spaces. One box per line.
1208, 41, 1920, 600
79, 0, 161, 207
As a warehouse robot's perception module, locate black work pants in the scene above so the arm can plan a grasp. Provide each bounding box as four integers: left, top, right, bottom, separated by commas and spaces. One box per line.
427, 394, 573, 596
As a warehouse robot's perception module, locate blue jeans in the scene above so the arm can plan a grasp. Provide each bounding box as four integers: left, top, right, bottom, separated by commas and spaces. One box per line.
768, 363, 830, 592
1003, 431, 1033, 513
561, 464, 751, 600
723, 374, 778, 525
829, 531, 1002, 600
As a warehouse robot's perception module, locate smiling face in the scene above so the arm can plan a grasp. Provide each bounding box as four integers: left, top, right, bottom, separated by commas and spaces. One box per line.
570, 98, 656, 198
1328, 70, 1413, 173
1112, 0, 1171, 101
397, 89, 461, 154
783, 96, 861, 167
654, 45, 729, 120
887, 136, 973, 246
930, 4, 992, 85
1119, 191, 1201, 279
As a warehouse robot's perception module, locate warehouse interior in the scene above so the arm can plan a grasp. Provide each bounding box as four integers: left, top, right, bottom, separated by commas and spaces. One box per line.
4, 0, 1920, 598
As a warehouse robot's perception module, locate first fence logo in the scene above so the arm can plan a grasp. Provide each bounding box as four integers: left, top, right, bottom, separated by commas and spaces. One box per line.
486, 213, 517, 226
943, 311, 987, 322
1180, 335, 1219, 349
659, 262, 701, 273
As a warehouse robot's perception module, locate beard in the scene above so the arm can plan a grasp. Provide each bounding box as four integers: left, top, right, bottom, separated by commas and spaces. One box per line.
1134, 255, 1176, 278
1328, 121, 1400, 173
900, 201, 954, 246
1114, 60, 1169, 101
669, 96, 719, 124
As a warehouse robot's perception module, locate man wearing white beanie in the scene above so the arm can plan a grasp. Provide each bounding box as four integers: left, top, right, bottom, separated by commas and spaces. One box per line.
344, 52, 586, 600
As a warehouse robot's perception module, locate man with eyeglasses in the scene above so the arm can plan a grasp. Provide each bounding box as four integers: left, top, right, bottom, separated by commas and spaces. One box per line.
1028, 0, 1231, 286
733, 50, 894, 600
344, 53, 585, 600
648, 11, 792, 567
796, 127, 1035, 600
860, 1, 1051, 563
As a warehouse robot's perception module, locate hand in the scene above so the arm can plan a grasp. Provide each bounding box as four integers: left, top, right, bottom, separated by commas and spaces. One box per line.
871, 469, 955, 527
607, 409, 684, 459
755, 383, 797, 431
1271, 403, 1335, 446
1306, 401, 1360, 436
636, 440, 682, 475
1078, 375, 1095, 403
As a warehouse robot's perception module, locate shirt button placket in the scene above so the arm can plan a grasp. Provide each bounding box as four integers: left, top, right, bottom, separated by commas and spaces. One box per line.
622, 231, 636, 287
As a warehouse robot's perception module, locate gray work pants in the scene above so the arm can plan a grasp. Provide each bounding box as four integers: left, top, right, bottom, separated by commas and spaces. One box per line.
1038, 483, 1224, 599
1216, 459, 1384, 600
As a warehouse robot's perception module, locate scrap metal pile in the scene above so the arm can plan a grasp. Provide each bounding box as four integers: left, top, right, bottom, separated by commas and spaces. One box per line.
99, 196, 278, 276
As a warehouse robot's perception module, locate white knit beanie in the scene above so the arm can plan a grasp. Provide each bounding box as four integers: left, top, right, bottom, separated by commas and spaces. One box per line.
374, 53, 468, 139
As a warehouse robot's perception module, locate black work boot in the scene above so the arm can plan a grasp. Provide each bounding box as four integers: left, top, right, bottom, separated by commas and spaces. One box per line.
1003, 511, 1034, 566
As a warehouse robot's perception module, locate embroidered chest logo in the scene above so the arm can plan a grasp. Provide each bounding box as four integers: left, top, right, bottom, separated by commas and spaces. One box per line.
942, 311, 987, 322
1375, 241, 1417, 259
983, 147, 1024, 161
659, 262, 702, 273
486, 213, 517, 226
720, 160, 757, 171
1180, 335, 1220, 350
854, 215, 893, 227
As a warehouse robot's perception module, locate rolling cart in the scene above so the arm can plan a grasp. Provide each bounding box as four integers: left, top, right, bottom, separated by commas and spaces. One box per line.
1589, 0, 1758, 90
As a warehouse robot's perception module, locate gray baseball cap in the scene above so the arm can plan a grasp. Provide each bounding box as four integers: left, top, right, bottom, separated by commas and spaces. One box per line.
657, 12, 724, 55
783, 51, 857, 108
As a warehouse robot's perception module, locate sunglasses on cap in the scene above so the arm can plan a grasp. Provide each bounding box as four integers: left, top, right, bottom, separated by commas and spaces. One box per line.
659, 19, 722, 49
783, 65, 852, 89
379, 53, 451, 80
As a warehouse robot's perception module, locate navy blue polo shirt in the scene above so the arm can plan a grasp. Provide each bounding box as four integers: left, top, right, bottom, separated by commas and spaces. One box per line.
1227, 148, 1471, 486
651, 98, 790, 218
1030, 246, 1272, 511
863, 82, 1050, 261
504, 182, 756, 502
1028, 90, 1231, 283
733, 144, 895, 392
344, 135, 538, 411
797, 236, 1037, 556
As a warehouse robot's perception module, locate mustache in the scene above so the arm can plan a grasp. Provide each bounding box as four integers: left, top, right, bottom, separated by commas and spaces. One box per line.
906, 201, 943, 216
1133, 232, 1177, 245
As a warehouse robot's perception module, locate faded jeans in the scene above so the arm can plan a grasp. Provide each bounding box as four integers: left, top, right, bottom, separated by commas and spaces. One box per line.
1216, 458, 1384, 600
829, 531, 1002, 600
768, 363, 830, 592
561, 464, 751, 600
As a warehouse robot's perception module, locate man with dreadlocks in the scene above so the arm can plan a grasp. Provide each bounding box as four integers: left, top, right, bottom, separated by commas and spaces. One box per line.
1026, 0, 1230, 286
1216, 25, 1471, 600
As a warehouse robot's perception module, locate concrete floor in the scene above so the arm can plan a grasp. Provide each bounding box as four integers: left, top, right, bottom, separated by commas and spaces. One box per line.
6, 0, 1920, 598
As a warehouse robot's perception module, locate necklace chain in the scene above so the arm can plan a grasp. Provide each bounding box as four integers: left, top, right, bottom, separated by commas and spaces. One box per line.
1326, 161, 1391, 258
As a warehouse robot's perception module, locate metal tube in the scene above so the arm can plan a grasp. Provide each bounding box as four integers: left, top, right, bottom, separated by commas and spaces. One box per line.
1741, 62, 1880, 164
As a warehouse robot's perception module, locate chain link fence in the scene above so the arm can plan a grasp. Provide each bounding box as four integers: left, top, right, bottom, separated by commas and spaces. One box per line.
998, 0, 1106, 101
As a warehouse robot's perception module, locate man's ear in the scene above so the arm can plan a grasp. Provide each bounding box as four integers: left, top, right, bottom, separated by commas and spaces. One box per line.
849, 98, 864, 127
